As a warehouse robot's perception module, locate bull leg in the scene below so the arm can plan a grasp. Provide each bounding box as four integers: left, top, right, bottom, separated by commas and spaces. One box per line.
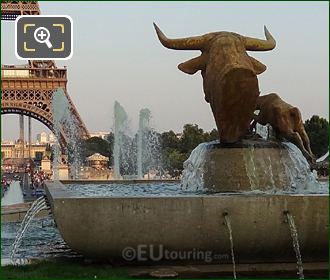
287, 132, 314, 163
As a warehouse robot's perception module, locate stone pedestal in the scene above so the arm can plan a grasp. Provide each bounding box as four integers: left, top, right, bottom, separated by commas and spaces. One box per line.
59, 164, 69, 180
41, 159, 51, 172
203, 139, 302, 192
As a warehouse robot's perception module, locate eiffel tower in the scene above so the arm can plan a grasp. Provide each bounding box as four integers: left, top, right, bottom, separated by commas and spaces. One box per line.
1, 1, 90, 156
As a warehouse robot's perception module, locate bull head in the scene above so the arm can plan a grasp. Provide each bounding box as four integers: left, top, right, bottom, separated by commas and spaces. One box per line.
154, 23, 276, 143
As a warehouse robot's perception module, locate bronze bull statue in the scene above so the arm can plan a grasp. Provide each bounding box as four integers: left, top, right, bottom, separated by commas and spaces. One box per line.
251, 93, 315, 163
154, 23, 276, 143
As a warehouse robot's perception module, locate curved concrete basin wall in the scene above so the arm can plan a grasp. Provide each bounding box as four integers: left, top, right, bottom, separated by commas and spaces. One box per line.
46, 182, 328, 263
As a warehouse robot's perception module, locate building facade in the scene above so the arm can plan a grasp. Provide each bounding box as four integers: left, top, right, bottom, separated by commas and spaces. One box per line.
1, 141, 48, 159
89, 131, 111, 140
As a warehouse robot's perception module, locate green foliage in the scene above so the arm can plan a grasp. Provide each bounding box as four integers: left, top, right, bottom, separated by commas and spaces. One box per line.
160, 124, 218, 175
304, 115, 329, 158
180, 124, 207, 154
79, 127, 218, 176
161, 148, 187, 177
161, 130, 179, 150
209, 129, 219, 141
81, 136, 112, 160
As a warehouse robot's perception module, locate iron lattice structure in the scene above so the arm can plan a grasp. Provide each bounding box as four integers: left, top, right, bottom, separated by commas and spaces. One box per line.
1, 1, 90, 146
1, 1, 40, 20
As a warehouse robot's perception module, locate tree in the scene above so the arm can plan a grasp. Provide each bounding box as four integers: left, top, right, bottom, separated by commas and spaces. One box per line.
209, 129, 219, 141
304, 115, 329, 158
106, 132, 114, 147
81, 137, 112, 160
202, 128, 219, 142
160, 124, 218, 175
180, 124, 206, 154
160, 130, 179, 150
162, 148, 186, 177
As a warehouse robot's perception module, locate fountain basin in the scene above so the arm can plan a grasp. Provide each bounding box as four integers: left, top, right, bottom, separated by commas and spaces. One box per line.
45, 182, 328, 263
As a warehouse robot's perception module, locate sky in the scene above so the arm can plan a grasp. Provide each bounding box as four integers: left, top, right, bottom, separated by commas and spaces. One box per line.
1, 1, 329, 140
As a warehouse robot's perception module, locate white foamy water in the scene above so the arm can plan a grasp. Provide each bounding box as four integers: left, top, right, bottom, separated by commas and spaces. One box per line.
137, 108, 151, 179
1, 181, 24, 206
112, 102, 162, 179
113, 101, 129, 179
181, 140, 328, 194
52, 88, 82, 180
283, 142, 321, 193
2, 216, 79, 262
256, 123, 269, 140
181, 142, 214, 191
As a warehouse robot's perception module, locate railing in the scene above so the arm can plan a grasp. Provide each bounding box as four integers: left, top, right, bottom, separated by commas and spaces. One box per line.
1, 67, 67, 79
1, 2, 40, 12
1, 1, 40, 20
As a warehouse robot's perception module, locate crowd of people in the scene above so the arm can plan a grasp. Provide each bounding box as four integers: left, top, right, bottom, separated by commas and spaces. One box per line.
30, 170, 49, 189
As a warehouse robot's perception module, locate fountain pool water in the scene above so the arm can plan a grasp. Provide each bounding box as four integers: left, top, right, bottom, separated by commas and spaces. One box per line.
66, 182, 190, 197
1, 216, 79, 264
10, 197, 50, 263
60, 180, 328, 198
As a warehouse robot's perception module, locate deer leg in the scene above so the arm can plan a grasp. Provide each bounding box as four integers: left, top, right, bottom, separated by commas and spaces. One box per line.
250, 113, 267, 131
299, 129, 313, 155
250, 116, 258, 133
287, 131, 313, 163
298, 129, 315, 162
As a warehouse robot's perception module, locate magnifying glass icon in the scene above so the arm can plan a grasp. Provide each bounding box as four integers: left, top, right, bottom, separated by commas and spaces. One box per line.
34, 27, 53, 49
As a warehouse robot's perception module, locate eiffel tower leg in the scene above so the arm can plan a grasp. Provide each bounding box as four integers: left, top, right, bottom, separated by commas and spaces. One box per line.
28, 116, 32, 159
19, 114, 24, 159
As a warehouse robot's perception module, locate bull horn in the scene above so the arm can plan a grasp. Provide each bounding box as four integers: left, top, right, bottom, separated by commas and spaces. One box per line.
153, 22, 207, 50
244, 26, 276, 51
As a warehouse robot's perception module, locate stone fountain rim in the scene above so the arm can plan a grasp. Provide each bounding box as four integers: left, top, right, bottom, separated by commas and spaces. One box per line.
48, 194, 329, 200
208, 138, 287, 149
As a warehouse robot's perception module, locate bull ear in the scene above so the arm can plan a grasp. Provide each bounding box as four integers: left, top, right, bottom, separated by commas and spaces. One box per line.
248, 55, 267, 75
178, 54, 206, 75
